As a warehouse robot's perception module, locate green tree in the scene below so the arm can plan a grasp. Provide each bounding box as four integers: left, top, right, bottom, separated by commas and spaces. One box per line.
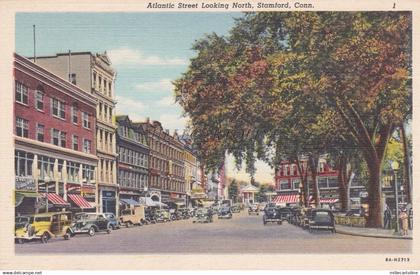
228, 179, 239, 203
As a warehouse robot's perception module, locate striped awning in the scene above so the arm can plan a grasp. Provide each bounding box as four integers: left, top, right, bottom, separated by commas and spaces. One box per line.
42, 193, 70, 206
320, 198, 339, 204
272, 194, 299, 204
68, 194, 94, 209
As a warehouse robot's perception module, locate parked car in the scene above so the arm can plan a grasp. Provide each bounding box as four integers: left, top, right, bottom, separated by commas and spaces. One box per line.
71, 213, 111, 236
231, 204, 241, 213
308, 209, 336, 233
154, 209, 171, 223
193, 208, 213, 223
103, 212, 120, 229
263, 206, 282, 225
302, 208, 315, 229
15, 212, 73, 244
279, 207, 293, 222
120, 205, 146, 227
178, 208, 190, 219
218, 206, 233, 219
248, 204, 260, 215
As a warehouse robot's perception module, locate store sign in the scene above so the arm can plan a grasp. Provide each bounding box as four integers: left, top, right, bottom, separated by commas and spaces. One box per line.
102, 191, 115, 198
359, 191, 368, 198
15, 176, 36, 191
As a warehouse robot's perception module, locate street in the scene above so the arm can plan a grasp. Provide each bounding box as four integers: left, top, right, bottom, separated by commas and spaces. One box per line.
15, 211, 411, 254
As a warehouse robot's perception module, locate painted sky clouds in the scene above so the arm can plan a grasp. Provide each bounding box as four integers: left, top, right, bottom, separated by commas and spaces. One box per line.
15, 12, 275, 184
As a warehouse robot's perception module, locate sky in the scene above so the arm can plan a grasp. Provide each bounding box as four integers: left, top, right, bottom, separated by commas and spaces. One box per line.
15, 12, 275, 184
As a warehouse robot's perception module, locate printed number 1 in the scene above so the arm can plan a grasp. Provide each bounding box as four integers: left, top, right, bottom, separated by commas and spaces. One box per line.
393, 2, 396, 8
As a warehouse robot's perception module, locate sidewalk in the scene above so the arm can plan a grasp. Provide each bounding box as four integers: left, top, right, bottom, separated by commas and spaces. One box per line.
335, 225, 413, 240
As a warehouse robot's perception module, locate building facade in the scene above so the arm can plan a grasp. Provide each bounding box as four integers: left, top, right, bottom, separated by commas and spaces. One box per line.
140, 120, 186, 205
116, 115, 149, 202
14, 53, 98, 215
179, 133, 198, 207
33, 52, 119, 215
274, 158, 339, 206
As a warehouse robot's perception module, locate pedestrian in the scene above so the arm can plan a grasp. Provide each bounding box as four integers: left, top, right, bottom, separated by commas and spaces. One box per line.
384, 205, 391, 229
360, 206, 366, 217
409, 207, 413, 230
399, 209, 409, 236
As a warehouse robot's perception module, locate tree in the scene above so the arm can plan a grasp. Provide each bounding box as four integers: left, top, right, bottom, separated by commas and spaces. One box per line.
175, 12, 411, 228
228, 179, 239, 203
255, 184, 275, 202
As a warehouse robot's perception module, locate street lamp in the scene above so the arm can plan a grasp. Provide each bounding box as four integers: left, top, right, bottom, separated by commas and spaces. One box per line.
390, 161, 400, 233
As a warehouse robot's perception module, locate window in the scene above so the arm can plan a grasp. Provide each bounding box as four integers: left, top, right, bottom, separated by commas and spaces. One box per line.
16, 117, 29, 138
15, 150, 34, 176
280, 180, 290, 190
36, 123, 44, 142
67, 161, 80, 183
328, 177, 338, 188
38, 155, 54, 180
72, 135, 79, 151
68, 73, 77, 85
318, 177, 328, 188
35, 90, 44, 111
51, 129, 66, 147
15, 81, 28, 104
108, 82, 112, 97
98, 76, 102, 91
83, 139, 92, 153
82, 164, 95, 182
93, 72, 97, 88
82, 112, 91, 129
52, 98, 65, 119
293, 179, 301, 190
72, 104, 78, 124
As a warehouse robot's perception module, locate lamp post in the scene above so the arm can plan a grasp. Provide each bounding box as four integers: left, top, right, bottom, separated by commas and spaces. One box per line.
299, 182, 303, 206
391, 161, 400, 233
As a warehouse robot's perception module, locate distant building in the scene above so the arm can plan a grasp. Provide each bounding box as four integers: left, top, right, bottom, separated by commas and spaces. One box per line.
116, 115, 149, 203
14, 53, 97, 215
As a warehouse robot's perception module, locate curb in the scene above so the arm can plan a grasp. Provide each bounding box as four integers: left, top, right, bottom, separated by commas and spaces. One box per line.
336, 228, 413, 240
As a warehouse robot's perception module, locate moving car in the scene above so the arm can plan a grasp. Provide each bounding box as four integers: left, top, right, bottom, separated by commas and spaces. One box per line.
309, 209, 336, 233
248, 204, 260, 215
71, 213, 111, 236
193, 208, 213, 223
120, 205, 145, 227
218, 206, 233, 219
263, 206, 282, 225
231, 204, 241, 213
15, 212, 73, 244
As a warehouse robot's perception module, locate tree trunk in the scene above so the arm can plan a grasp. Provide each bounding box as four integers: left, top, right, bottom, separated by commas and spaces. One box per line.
337, 158, 347, 212
308, 155, 320, 208
366, 159, 382, 228
296, 157, 309, 207
400, 124, 411, 204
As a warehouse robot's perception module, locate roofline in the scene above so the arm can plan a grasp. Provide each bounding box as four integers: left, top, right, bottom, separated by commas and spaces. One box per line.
27, 52, 94, 59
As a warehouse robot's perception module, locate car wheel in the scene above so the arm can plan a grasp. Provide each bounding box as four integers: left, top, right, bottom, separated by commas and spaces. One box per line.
41, 232, 49, 244
277, 221, 281, 225
17, 238, 24, 244
107, 229, 111, 234
88, 227, 95, 237
64, 233, 70, 240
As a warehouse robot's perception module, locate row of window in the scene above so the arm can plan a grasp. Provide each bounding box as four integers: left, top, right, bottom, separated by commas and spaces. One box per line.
15, 150, 94, 183
16, 117, 92, 153
118, 126, 147, 146
15, 81, 92, 129
278, 162, 327, 177
118, 146, 148, 168
97, 129, 115, 153
149, 175, 184, 192
278, 177, 338, 190
98, 159, 114, 184
118, 170, 147, 189
98, 101, 113, 124
150, 137, 183, 161
92, 71, 112, 98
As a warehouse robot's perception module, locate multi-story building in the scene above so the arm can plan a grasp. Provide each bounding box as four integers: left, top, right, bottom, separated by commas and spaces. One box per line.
32, 52, 119, 215
116, 115, 149, 203
14, 53, 98, 215
273, 158, 339, 206
206, 161, 226, 201
179, 133, 198, 207
140, 119, 186, 205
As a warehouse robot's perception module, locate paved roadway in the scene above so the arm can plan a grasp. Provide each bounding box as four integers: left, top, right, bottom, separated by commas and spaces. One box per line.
15, 211, 411, 254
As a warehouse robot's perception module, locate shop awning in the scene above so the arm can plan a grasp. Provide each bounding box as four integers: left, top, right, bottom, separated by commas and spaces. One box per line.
15, 191, 38, 207
120, 198, 140, 206
319, 198, 339, 204
68, 194, 94, 209
272, 194, 299, 204
42, 193, 70, 206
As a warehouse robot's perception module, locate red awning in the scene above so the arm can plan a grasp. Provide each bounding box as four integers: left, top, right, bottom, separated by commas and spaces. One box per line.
68, 194, 94, 209
320, 198, 339, 204
272, 194, 299, 204
42, 193, 69, 206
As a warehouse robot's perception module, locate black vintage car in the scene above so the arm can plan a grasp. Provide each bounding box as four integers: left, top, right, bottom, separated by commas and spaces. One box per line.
279, 207, 293, 223
263, 206, 282, 225
71, 213, 111, 237
308, 209, 336, 233
248, 204, 260, 215
218, 206, 233, 219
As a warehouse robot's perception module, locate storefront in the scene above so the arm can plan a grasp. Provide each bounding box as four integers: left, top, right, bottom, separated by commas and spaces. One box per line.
15, 176, 38, 215
100, 189, 117, 215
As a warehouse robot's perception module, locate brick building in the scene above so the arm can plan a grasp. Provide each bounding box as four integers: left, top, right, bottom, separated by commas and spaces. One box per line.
14, 53, 98, 215
31, 52, 119, 215
139, 119, 186, 205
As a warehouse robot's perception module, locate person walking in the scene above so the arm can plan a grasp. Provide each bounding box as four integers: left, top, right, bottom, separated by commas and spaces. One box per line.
399, 209, 409, 236
384, 205, 392, 229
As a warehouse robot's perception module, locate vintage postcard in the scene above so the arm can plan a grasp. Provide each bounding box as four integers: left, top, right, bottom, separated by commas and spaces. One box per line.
0, 0, 419, 272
